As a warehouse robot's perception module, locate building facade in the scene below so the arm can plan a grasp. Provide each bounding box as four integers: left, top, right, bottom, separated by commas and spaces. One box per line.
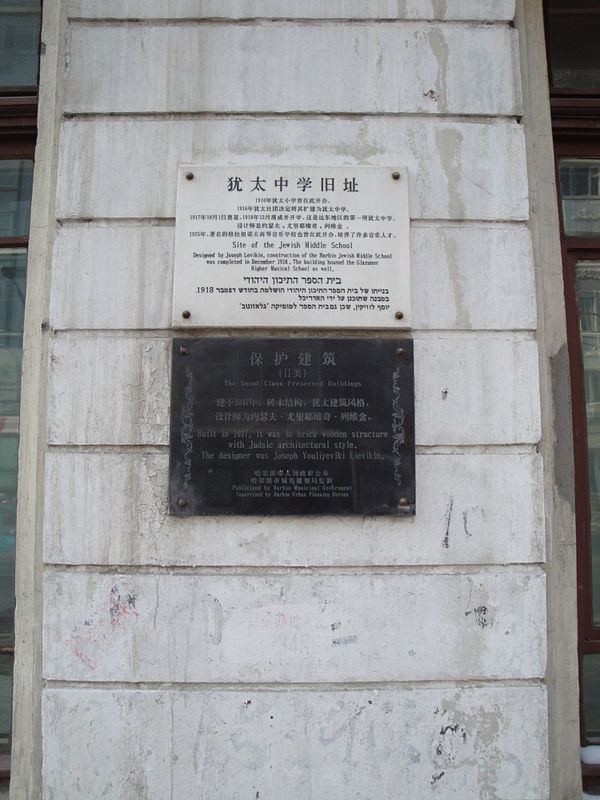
2, 0, 591, 797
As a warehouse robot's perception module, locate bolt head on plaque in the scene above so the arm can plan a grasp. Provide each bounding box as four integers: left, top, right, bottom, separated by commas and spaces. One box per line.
395, 311, 404, 320
185, 172, 194, 181
392, 171, 401, 180
182, 310, 191, 319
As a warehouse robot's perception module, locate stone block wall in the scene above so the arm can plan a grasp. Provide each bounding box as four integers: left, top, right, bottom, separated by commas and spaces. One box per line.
34, 2, 552, 797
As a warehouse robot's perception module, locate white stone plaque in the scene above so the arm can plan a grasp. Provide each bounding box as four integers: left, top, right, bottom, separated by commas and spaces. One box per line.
173, 166, 411, 328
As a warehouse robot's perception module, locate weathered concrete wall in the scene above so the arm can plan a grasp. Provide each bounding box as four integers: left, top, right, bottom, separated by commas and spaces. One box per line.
62, 23, 520, 115
67, 1, 517, 21
42, 685, 546, 800
12, 0, 573, 797
515, 2, 581, 796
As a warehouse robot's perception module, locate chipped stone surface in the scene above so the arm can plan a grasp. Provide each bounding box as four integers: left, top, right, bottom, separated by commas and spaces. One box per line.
49, 223, 535, 331
45, 334, 539, 446
56, 118, 528, 221
43, 569, 546, 682
411, 224, 536, 330
67, 0, 516, 21
46, 337, 170, 445
415, 336, 541, 445
43, 451, 545, 566
50, 223, 174, 330
43, 689, 173, 800
42, 684, 547, 800
34, 3, 554, 797
64, 23, 520, 116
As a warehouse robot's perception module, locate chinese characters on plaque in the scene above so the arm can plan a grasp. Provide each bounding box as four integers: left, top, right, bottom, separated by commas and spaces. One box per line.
169, 338, 415, 516
173, 166, 411, 329
170, 166, 416, 516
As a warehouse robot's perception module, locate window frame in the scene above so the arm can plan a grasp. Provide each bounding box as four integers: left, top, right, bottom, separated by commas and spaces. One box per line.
0, 3, 40, 778
554, 136, 600, 738
0, 148, 35, 775
545, 2, 600, 783
545, 0, 600, 97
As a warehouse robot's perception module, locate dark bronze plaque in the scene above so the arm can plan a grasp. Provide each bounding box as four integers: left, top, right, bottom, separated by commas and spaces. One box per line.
169, 337, 415, 516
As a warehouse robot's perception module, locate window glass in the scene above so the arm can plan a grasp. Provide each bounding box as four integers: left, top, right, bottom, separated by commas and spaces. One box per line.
0, 160, 31, 754
583, 654, 600, 744
0, 161, 33, 238
0, 249, 26, 358
0, 655, 12, 752
576, 261, 600, 629
0, 247, 27, 754
558, 159, 600, 237
0, 1, 41, 88
547, 6, 600, 90
0, 0, 38, 764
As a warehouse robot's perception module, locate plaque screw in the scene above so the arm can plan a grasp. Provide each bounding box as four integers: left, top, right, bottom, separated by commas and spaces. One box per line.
392, 171, 401, 180
399, 497, 409, 507
179, 345, 189, 356
178, 497, 187, 508
395, 311, 404, 320
185, 172, 194, 181
396, 347, 405, 357
182, 310, 191, 319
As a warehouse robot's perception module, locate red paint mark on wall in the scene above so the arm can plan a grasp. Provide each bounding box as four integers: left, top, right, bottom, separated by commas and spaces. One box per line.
64, 583, 140, 670
110, 584, 139, 627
